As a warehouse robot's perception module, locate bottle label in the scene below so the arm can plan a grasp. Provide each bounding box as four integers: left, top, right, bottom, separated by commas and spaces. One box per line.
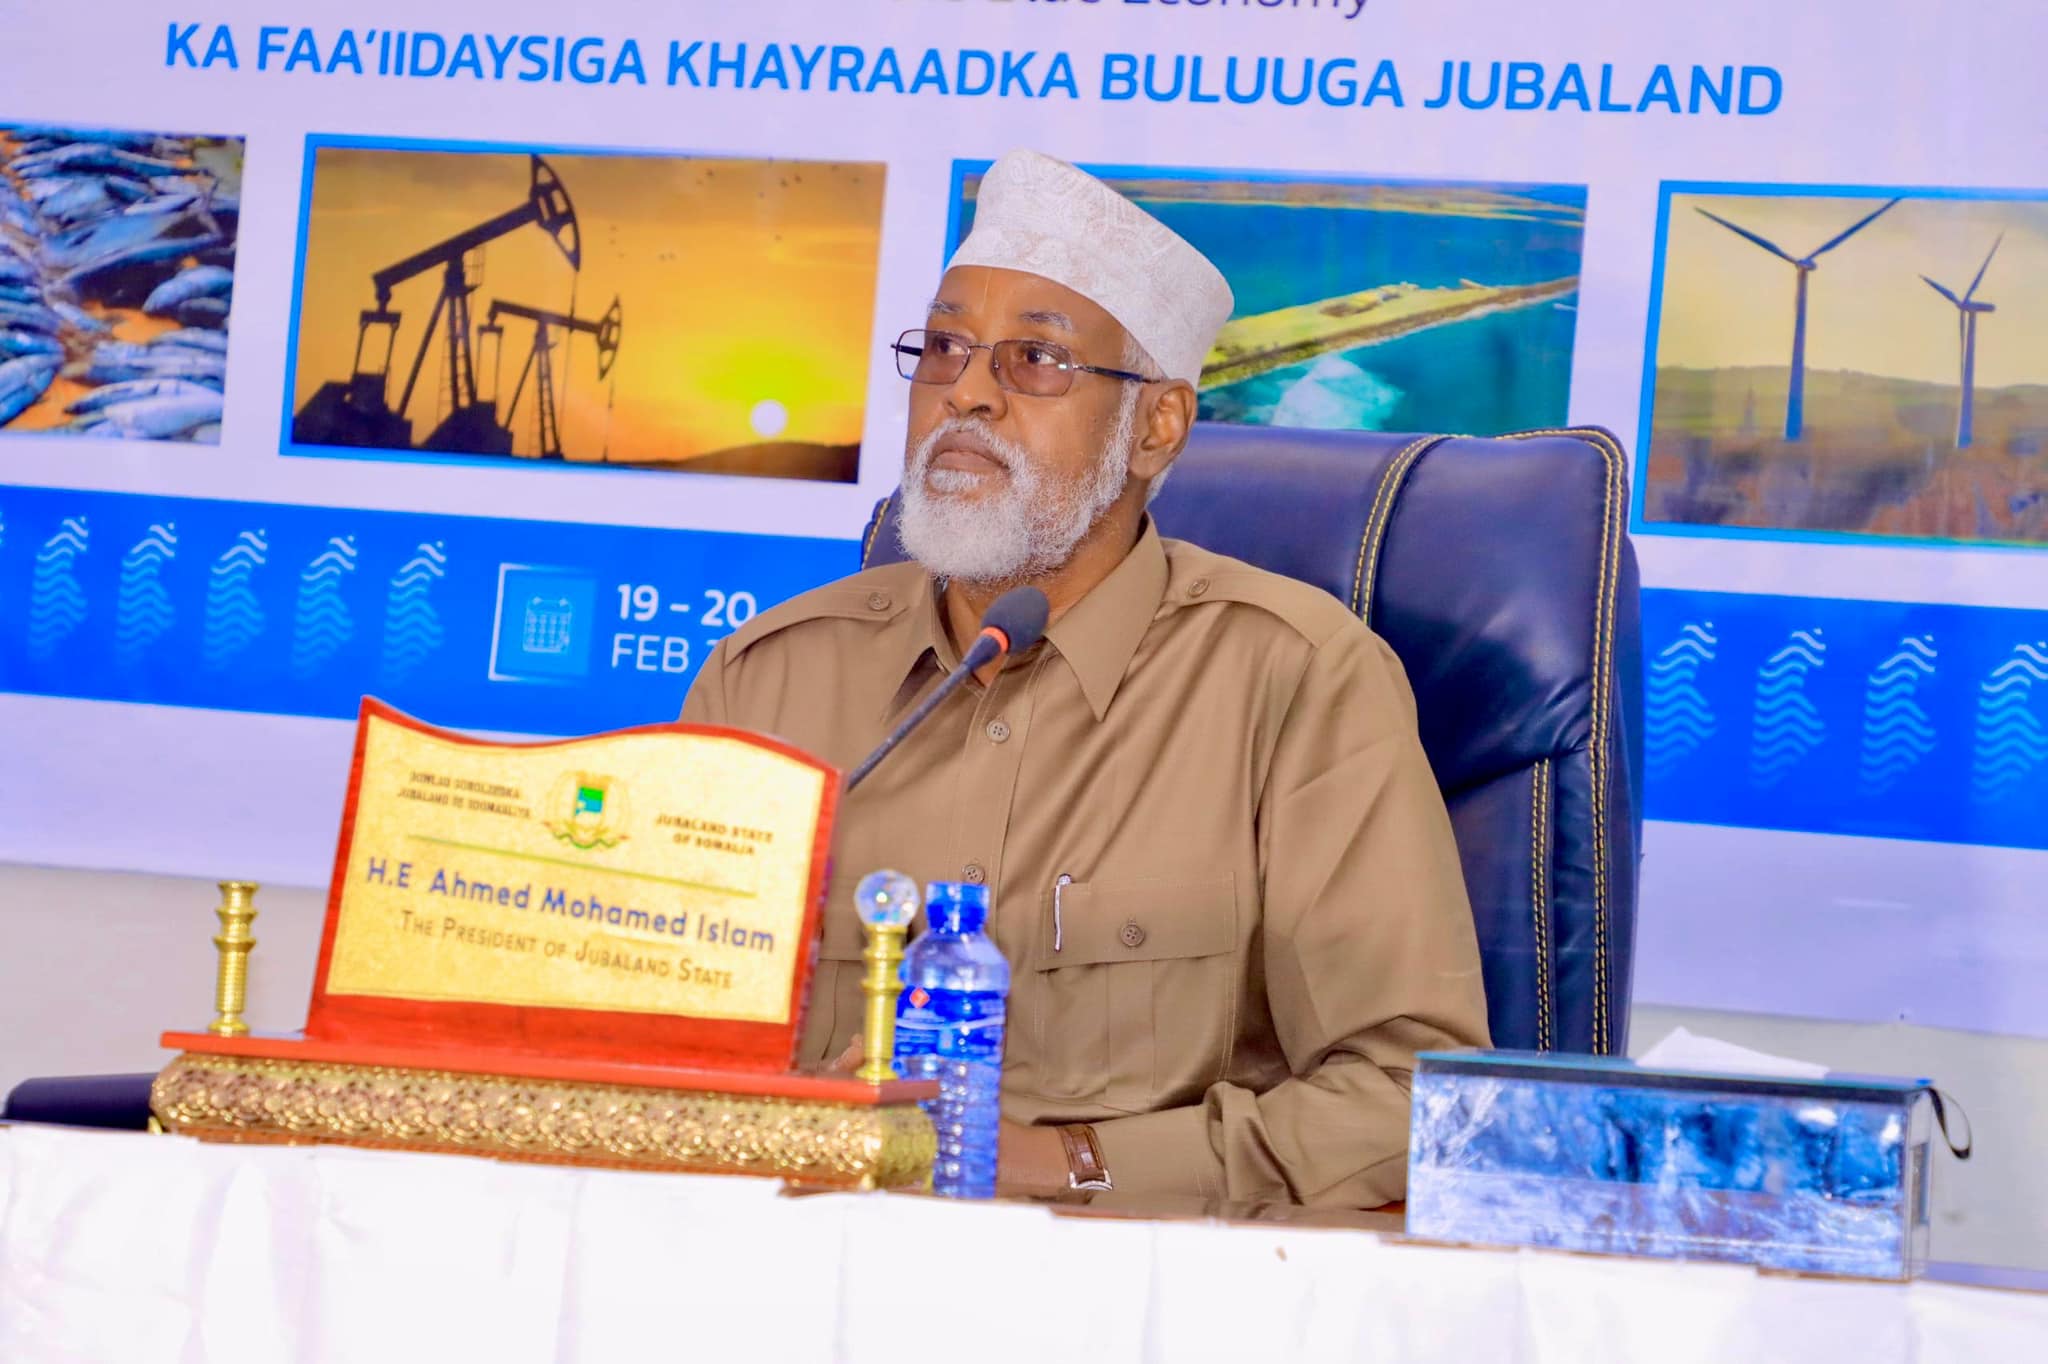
895, 987, 1006, 1062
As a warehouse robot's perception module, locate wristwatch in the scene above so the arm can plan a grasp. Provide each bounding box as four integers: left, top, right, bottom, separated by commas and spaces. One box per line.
1058, 1123, 1114, 1193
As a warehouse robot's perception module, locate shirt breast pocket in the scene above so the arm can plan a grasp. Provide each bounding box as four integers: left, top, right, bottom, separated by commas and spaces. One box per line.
1028, 872, 1240, 1112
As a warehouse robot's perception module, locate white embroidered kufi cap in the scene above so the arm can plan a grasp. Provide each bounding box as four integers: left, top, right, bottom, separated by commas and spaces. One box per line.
947, 150, 1234, 385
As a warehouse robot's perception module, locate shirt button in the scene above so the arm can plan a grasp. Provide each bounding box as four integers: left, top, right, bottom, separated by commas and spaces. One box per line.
963, 862, 987, 885
1187, 578, 1210, 599
866, 591, 892, 611
985, 719, 1011, 743
1119, 920, 1147, 949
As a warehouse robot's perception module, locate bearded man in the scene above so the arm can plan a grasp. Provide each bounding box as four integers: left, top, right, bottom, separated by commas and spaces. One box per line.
679, 150, 1489, 1208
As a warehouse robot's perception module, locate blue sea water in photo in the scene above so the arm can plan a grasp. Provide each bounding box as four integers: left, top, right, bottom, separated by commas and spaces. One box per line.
1203, 304, 1581, 436
1156, 198, 1584, 435
953, 180, 1585, 437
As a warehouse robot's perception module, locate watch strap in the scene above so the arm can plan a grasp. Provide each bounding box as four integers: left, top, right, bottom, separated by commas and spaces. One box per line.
1059, 1123, 1113, 1192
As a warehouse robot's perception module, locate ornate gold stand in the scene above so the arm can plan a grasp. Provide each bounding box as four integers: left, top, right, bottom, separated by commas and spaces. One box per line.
162, 865, 937, 1189
153, 1050, 935, 1189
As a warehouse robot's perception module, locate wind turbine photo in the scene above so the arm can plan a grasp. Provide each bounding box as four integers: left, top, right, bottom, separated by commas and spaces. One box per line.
1919, 234, 2001, 449
1644, 188, 2048, 546
1694, 197, 1901, 440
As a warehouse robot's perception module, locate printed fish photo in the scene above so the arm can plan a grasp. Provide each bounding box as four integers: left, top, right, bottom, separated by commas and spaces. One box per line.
1642, 186, 2048, 546
0, 122, 239, 443
286, 139, 885, 482
949, 161, 1586, 436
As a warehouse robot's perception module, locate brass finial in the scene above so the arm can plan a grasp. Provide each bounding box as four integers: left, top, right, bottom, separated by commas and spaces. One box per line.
852, 871, 920, 1085
208, 881, 259, 1037
856, 922, 909, 1085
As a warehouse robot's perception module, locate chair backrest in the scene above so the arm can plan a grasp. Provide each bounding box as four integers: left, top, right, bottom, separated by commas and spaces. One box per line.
863, 423, 1642, 1055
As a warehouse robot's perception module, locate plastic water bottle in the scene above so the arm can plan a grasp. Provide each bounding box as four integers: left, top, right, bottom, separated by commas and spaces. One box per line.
893, 881, 1011, 1199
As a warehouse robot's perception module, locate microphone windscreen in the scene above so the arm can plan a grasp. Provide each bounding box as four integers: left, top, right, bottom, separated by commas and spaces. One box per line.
981, 585, 1050, 654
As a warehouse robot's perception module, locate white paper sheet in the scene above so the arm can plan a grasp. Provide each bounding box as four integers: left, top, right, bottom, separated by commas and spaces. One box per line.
1636, 1025, 1830, 1080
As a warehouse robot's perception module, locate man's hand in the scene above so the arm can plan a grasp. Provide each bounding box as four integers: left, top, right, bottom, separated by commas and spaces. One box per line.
996, 1120, 1071, 1199
828, 1035, 864, 1074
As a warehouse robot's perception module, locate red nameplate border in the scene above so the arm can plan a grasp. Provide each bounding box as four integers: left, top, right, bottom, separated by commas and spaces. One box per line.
303, 697, 839, 1074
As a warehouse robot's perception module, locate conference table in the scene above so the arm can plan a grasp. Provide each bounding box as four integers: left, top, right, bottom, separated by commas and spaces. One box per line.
1, 1124, 2041, 1362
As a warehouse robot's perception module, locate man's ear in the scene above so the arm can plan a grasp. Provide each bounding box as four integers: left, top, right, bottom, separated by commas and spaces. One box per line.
1128, 380, 1198, 484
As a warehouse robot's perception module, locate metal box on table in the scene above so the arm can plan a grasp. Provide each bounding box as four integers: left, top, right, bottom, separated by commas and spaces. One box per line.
1405, 1050, 1933, 1279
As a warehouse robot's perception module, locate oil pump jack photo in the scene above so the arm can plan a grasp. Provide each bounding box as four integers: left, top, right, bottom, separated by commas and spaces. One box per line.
478, 296, 623, 461
291, 154, 618, 458
286, 140, 885, 482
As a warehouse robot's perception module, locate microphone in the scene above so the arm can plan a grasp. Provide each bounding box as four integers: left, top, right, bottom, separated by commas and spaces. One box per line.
843, 585, 1049, 792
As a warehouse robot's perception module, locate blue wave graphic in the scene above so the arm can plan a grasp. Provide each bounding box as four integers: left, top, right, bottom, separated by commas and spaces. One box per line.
28, 515, 89, 661
380, 540, 448, 681
290, 534, 358, 678
1646, 620, 1717, 775
1971, 642, 2048, 803
1748, 628, 1827, 787
114, 522, 178, 666
1857, 635, 1936, 795
202, 528, 269, 670
0, 482, 862, 747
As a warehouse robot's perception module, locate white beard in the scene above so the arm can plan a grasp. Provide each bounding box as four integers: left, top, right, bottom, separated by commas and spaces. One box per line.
896, 389, 1139, 586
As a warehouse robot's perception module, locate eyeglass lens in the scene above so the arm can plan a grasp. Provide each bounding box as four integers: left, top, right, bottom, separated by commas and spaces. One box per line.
894, 330, 1078, 397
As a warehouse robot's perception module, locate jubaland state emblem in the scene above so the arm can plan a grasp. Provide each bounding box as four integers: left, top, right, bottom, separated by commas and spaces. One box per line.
544, 771, 631, 850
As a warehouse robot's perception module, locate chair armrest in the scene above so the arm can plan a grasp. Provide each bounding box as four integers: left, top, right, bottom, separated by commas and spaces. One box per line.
2, 1073, 158, 1131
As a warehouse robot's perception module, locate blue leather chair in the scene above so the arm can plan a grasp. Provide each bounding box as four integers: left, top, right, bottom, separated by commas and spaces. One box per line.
863, 423, 1643, 1055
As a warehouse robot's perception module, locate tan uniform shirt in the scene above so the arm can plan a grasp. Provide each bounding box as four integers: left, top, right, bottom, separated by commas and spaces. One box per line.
680, 521, 1490, 1207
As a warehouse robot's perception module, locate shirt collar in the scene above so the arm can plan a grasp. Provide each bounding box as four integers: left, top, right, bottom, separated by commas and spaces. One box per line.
1044, 518, 1168, 721
885, 520, 1169, 724
876, 568, 960, 724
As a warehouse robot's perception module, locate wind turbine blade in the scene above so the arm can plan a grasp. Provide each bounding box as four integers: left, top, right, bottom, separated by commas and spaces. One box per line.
1694, 207, 1798, 264
1964, 232, 2004, 302
1809, 197, 1902, 259
1921, 274, 1964, 308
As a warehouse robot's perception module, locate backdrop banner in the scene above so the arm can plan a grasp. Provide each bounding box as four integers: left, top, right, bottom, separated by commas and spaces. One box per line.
2, 0, 2044, 1037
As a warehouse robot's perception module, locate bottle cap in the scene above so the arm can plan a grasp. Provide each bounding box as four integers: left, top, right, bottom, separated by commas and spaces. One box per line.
924, 880, 989, 934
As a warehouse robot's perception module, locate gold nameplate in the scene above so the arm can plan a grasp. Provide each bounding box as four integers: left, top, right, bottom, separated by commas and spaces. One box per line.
307, 700, 839, 1070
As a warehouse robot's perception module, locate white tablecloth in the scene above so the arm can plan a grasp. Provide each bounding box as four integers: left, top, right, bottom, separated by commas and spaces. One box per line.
1, 1125, 2041, 1363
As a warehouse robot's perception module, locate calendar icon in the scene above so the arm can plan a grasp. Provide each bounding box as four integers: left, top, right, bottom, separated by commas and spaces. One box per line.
491, 566, 596, 682
522, 595, 577, 655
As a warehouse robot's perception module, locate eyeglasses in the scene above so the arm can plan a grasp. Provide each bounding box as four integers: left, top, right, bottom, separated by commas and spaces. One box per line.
891, 329, 1156, 398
